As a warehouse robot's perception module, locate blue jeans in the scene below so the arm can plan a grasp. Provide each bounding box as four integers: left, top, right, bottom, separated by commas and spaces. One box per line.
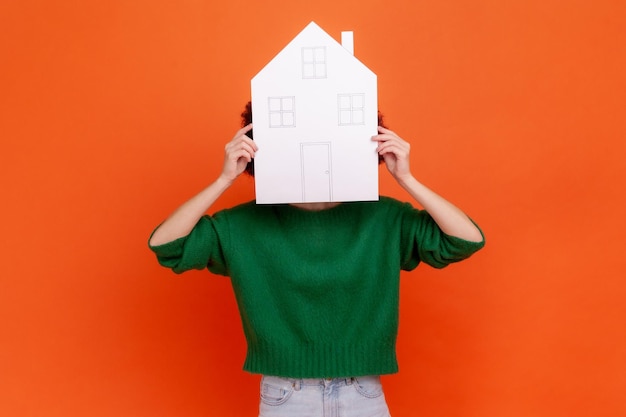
258, 375, 392, 417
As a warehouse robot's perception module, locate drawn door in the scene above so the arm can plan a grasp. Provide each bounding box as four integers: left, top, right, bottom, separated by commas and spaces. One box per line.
301, 142, 332, 202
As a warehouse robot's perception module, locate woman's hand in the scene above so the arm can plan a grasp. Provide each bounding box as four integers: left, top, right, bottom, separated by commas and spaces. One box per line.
372, 126, 483, 242
149, 124, 257, 247
372, 126, 412, 183
220, 124, 257, 183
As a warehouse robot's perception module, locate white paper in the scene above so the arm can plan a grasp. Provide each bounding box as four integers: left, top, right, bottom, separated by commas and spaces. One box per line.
251, 21, 378, 204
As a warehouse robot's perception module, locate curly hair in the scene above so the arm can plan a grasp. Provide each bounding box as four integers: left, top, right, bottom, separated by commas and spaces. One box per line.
240, 101, 387, 177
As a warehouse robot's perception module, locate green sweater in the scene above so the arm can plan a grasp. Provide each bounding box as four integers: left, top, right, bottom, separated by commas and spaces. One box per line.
149, 196, 484, 378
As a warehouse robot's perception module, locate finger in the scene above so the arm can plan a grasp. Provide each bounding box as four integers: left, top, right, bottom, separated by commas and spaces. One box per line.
376, 138, 409, 152
231, 134, 257, 152
227, 135, 258, 153
227, 140, 257, 159
241, 136, 258, 151
230, 148, 253, 164
371, 133, 403, 143
239, 140, 257, 157
378, 126, 398, 136
377, 143, 409, 158
232, 123, 254, 140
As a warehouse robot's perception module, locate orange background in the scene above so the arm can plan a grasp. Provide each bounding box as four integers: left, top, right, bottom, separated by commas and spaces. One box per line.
1, 1, 625, 416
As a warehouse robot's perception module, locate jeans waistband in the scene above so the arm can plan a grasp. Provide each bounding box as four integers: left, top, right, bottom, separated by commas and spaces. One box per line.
262, 375, 380, 391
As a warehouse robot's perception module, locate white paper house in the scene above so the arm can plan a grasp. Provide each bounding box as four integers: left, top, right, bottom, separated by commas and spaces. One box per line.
251, 21, 378, 204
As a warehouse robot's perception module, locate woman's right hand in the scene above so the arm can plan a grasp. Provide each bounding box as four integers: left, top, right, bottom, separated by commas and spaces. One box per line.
220, 124, 257, 183
149, 124, 257, 247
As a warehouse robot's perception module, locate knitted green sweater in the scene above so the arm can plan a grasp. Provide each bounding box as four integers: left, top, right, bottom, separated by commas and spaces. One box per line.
149, 196, 484, 378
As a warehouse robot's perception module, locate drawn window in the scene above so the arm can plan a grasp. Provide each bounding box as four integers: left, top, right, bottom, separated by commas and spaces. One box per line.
302, 47, 327, 79
268, 96, 296, 128
338, 94, 365, 125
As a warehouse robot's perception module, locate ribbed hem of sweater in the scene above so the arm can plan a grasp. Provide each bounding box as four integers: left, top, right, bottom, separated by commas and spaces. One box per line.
242, 339, 399, 378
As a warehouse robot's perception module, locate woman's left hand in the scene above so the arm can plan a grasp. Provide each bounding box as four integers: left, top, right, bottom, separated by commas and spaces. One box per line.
372, 126, 412, 183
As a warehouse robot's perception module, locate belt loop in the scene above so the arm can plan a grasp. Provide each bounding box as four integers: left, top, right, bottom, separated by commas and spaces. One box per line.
346, 377, 354, 385
293, 379, 302, 391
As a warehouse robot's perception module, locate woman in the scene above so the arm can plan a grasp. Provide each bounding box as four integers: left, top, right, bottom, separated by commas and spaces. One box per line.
148, 106, 485, 417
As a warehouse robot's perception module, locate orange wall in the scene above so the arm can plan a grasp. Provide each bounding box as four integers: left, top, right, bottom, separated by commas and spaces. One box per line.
2, 1, 625, 416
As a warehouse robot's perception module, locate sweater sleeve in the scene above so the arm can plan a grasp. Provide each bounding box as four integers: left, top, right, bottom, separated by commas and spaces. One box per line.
148, 215, 229, 276
399, 204, 485, 270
